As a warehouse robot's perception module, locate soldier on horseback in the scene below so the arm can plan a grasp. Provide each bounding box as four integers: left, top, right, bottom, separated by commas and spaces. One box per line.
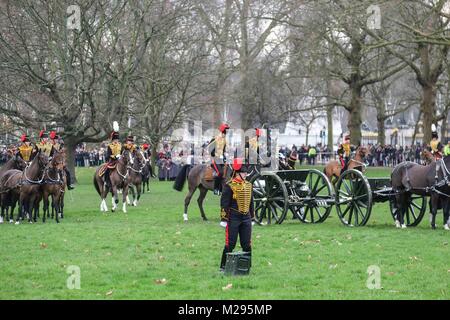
49, 131, 74, 190
430, 124, 443, 161
104, 122, 122, 188
16, 134, 35, 164
337, 132, 355, 173
123, 135, 136, 153
36, 130, 56, 158
208, 123, 229, 195
219, 157, 254, 272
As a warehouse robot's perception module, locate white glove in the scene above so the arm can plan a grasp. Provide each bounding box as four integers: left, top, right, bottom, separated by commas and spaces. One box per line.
219, 221, 227, 228
116, 155, 121, 160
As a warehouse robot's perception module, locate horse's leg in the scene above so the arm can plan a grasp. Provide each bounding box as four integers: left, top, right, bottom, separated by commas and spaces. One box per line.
394, 191, 404, 228
197, 186, 208, 221
0, 195, 4, 224
122, 185, 128, 213
430, 194, 439, 230
443, 198, 450, 230
60, 192, 65, 219
42, 191, 49, 223
133, 183, 141, 207
127, 185, 135, 206
53, 193, 60, 223
183, 185, 197, 222
111, 185, 118, 212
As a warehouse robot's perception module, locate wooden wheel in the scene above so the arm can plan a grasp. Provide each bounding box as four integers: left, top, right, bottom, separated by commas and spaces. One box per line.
250, 172, 288, 224
290, 169, 334, 223
389, 194, 427, 227
335, 169, 372, 227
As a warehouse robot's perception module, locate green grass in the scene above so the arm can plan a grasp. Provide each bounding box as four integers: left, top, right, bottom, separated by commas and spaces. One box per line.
0, 166, 448, 300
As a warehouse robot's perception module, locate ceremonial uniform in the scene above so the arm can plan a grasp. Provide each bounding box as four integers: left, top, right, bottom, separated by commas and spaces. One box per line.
430, 125, 443, 160
49, 131, 74, 189
36, 130, 56, 158
104, 125, 122, 187
337, 133, 354, 172
142, 143, 155, 177
16, 134, 34, 163
245, 128, 262, 167
219, 158, 254, 271
208, 123, 229, 195
123, 136, 136, 153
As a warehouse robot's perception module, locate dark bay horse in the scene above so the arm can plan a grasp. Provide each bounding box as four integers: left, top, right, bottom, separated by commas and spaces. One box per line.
391, 155, 450, 230
324, 146, 370, 185
0, 155, 27, 223
127, 149, 146, 207
0, 151, 49, 224
40, 151, 66, 223
93, 149, 133, 213
173, 162, 232, 222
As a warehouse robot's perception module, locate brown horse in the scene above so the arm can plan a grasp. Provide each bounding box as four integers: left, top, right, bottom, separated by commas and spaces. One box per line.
173, 162, 232, 222
127, 149, 146, 207
324, 146, 370, 185
39, 151, 66, 223
0, 155, 27, 223
0, 151, 49, 224
93, 149, 133, 213
391, 155, 450, 230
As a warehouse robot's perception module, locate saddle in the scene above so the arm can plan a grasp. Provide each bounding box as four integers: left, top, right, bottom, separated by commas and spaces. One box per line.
204, 166, 214, 181
99, 162, 117, 177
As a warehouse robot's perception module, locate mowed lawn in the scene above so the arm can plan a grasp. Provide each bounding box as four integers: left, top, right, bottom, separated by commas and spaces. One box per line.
0, 166, 448, 300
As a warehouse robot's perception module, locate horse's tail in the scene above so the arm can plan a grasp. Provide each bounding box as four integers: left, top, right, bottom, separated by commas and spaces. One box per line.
173, 165, 190, 191
93, 173, 101, 196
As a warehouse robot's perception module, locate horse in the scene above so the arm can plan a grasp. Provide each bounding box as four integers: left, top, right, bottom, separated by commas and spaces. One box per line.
421, 149, 434, 165
173, 162, 233, 222
0, 155, 27, 223
324, 146, 370, 185
127, 149, 146, 207
391, 155, 450, 230
93, 149, 133, 213
39, 151, 66, 223
141, 161, 151, 193
0, 151, 49, 224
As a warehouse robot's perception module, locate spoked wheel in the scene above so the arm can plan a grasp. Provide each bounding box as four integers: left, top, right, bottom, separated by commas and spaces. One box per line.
250, 172, 288, 224
290, 169, 334, 223
335, 169, 372, 227
389, 194, 427, 227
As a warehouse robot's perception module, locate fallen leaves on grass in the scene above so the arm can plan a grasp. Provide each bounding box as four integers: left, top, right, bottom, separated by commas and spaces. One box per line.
386, 272, 395, 276
106, 290, 113, 296
409, 256, 420, 262
155, 278, 167, 285
300, 239, 321, 246
329, 264, 338, 269
222, 283, 232, 291
40, 243, 48, 249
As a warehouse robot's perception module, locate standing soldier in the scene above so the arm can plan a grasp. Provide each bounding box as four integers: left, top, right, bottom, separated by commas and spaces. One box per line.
49, 131, 74, 189
337, 132, 354, 173
17, 134, 35, 163
219, 158, 254, 271
430, 124, 443, 160
245, 128, 262, 167
104, 122, 122, 188
142, 142, 155, 177
36, 130, 56, 158
208, 123, 229, 195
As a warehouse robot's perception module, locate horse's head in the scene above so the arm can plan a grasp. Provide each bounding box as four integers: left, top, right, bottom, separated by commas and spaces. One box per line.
50, 151, 65, 171
420, 149, 434, 164
121, 149, 134, 166
35, 150, 49, 168
134, 149, 146, 168
357, 146, 370, 159
13, 153, 27, 171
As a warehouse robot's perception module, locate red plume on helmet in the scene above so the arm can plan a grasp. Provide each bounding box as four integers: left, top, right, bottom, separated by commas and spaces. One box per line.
219, 123, 230, 133
50, 131, 56, 140
232, 158, 243, 171
255, 128, 262, 137
20, 134, 27, 142
39, 130, 48, 139
142, 143, 150, 150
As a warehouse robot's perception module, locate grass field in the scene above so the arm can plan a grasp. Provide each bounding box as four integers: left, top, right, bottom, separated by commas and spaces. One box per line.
0, 166, 448, 300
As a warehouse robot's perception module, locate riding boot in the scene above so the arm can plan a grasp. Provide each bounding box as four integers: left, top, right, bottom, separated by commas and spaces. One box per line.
214, 176, 222, 195
220, 246, 230, 271
65, 168, 74, 190
104, 169, 111, 188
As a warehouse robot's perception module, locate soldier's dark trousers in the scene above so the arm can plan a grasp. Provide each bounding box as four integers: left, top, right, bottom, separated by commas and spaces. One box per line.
220, 212, 252, 269
212, 163, 224, 194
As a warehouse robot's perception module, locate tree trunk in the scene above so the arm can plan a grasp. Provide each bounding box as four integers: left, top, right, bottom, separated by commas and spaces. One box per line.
65, 137, 77, 183
348, 86, 363, 145
421, 84, 437, 143
327, 105, 333, 148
